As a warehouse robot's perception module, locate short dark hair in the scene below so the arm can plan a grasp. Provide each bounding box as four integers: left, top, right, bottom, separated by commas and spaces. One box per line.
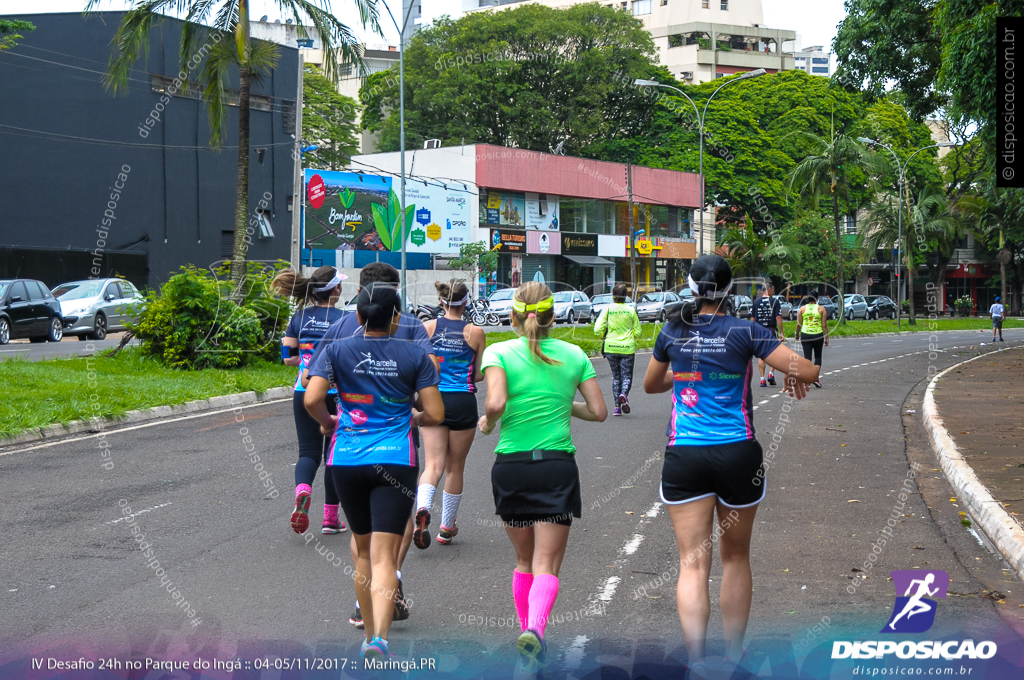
359, 262, 400, 288
357, 282, 401, 331
612, 283, 628, 303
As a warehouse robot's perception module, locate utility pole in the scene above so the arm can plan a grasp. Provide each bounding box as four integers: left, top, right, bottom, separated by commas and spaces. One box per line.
627, 164, 637, 297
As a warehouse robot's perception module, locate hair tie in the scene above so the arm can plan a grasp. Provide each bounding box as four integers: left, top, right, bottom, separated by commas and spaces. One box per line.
527, 312, 536, 318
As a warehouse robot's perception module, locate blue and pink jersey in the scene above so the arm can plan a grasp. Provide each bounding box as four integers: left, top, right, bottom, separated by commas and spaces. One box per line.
308, 334, 438, 467
431, 317, 477, 393
652, 315, 780, 446
284, 306, 345, 393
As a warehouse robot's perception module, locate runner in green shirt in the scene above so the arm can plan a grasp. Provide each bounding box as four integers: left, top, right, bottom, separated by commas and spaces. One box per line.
478, 282, 607, 672
594, 284, 642, 416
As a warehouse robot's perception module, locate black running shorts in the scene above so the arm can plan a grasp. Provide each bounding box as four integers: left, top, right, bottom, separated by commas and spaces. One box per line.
329, 464, 417, 536
660, 439, 765, 508
440, 391, 479, 431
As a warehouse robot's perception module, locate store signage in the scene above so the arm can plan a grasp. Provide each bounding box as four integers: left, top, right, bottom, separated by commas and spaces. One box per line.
491, 229, 527, 252
527, 231, 561, 255
562, 233, 598, 255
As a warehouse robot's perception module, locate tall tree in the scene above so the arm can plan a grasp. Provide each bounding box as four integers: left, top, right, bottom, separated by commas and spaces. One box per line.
0, 18, 34, 51
88, 0, 380, 292
303, 65, 360, 170
721, 215, 805, 296
959, 177, 1024, 313
788, 132, 878, 323
359, 2, 660, 156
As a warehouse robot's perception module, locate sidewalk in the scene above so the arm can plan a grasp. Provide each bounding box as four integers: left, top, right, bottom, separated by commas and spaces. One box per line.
932, 348, 1024, 520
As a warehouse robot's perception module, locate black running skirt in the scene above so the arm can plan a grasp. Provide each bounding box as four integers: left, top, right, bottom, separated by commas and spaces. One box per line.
491, 456, 582, 520
440, 391, 479, 431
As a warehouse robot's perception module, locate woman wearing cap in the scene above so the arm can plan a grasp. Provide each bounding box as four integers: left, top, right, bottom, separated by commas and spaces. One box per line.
643, 255, 818, 675
272, 266, 348, 534
414, 279, 486, 547
478, 281, 608, 671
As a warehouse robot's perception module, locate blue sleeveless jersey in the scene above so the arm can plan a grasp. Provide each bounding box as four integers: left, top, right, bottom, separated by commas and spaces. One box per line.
431, 317, 476, 393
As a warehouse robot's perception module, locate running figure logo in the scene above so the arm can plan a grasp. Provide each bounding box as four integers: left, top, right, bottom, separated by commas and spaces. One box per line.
355, 351, 373, 370
881, 569, 948, 633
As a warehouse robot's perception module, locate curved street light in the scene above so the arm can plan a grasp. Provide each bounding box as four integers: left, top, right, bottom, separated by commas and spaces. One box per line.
636, 68, 766, 257
858, 138, 957, 328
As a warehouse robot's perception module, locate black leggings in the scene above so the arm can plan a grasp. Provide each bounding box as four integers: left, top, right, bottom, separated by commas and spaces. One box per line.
606, 353, 635, 399
293, 391, 339, 504
801, 334, 825, 367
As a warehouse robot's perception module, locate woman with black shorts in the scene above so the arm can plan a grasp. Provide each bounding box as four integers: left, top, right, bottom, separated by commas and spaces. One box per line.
643, 255, 818, 676
796, 295, 827, 388
478, 282, 607, 671
414, 279, 485, 548
272, 266, 347, 534
305, 283, 444, 661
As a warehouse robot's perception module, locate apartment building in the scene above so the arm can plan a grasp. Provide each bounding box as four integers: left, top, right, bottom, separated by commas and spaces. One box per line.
792, 45, 835, 77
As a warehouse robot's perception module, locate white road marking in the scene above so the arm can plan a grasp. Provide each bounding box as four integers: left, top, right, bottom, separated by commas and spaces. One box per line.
563, 635, 590, 671
758, 400, 770, 405
594, 576, 621, 603
105, 502, 172, 525
621, 534, 645, 555
771, 394, 781, 398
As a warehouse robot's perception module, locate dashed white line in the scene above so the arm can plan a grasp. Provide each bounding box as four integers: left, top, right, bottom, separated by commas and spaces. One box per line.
621, 534, 645, 555
105, 502, 172, 525
758, 399, 770, 405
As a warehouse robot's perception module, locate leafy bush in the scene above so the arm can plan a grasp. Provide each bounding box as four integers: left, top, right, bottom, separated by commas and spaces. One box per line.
130, 262, 292, 369
954, 295, 974, 317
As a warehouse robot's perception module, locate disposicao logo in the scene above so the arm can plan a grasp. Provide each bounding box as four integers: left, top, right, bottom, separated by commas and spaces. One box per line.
831, 569, 997, 661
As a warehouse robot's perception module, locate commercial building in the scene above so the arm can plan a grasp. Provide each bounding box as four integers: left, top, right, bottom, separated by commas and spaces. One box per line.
791, 45, 835, 77
302, 144, 702, 295
0, 12, 300, 289
466, 0, 796, 84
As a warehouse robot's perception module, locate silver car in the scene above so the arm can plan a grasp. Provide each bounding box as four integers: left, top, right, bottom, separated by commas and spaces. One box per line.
52, 278, 145, 340
839, 294, 869, 320
553, 290, 592, 324
590, 294, 635, 323
487, 288, 517, 324
770, 295, 795, 320
636, 291, 681, 323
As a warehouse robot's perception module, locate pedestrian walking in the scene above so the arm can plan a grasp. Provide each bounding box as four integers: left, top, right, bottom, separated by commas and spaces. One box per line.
642, 255, 819, 676
990, 297, 1005, 342
594, 284, 642, 415
750, 282, 785, 387
415, 279, 486, 548
795, 295, 827, 388
305, 283, 444, 662
271, 266, 347, 535
478, 281, 607, 672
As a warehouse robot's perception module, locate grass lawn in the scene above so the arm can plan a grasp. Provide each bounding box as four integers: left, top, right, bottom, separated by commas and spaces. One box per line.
0, 348, 294, 440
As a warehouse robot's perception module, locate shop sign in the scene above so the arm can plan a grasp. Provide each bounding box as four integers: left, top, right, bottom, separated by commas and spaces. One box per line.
562, 233, 598, 255
491, 229, 527, 252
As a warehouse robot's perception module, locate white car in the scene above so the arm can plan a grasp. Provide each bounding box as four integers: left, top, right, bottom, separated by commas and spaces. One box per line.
590, 294, 636, 322
51, 278, 145, 340
487, 288, 517, 323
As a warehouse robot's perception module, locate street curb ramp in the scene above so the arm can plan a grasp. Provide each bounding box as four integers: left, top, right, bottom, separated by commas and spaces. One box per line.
922, 347, 1024, 578
1, 386, 293, 448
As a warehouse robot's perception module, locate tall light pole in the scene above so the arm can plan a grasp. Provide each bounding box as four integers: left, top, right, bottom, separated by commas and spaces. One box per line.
858, 138, 956, 329
636, 69, 765, 257
382, 0, 416, 306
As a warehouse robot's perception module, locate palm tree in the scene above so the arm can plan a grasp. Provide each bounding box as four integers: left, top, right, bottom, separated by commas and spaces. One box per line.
87, 0, 381, 292
788, 132, 878, 324
864, 186, 956, 324
958, 176, 1021, 313
721, 215, 805, 295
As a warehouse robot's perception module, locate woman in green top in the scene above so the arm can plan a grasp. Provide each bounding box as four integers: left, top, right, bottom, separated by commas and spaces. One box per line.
594, 284, 643, 416
478, 281, 607, 671
795, 295, 827, 388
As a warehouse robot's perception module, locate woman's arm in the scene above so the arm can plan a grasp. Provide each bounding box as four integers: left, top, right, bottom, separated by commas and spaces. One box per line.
304, 377, 336, 434
469, 325, 487, 382
571, 376, 608, 422
822, 309, 829, 345
594, 309, 607, 335
412, 385, 445, 427
643, 356, 674, 394
795, 308, 803, 341
282, 336, 300, 366
478, 366, 508, 435
763, 345, 818, 399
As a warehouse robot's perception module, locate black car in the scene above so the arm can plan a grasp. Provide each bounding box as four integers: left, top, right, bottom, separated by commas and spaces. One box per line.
0, 279, 64, 344
866, 295, 898, 320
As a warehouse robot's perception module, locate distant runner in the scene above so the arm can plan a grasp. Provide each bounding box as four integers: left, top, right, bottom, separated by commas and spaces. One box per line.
750, 282, 784, 387
990, 297, 1005, 342
594, 284, 642, 416
796, 296, 827, 388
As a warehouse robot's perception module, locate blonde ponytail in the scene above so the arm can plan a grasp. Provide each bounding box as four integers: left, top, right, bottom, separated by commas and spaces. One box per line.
511, 282, 560, 366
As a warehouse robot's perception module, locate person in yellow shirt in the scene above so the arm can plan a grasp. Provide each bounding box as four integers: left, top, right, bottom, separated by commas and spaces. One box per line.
795, 295, 827, 388
594, 284, 643, 415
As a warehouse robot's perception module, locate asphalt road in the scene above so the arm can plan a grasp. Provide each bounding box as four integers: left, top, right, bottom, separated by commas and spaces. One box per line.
1, 328, 1022, 678
0, 332, 135, 361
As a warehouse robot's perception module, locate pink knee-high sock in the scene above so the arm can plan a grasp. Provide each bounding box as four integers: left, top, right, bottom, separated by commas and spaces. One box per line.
513, 570, 534, 632
295, 483, 312, 498
526, 574, 559, 638
324, 504, 339, 524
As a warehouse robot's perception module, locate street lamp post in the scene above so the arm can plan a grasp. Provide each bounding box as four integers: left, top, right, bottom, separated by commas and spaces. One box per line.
858, 138, 956, 329
381, 1, 417, 307
636, 69, 765, 257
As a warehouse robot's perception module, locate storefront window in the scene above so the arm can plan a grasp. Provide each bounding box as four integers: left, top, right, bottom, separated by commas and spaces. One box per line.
585, 200, 616, 234
560, 198, 585, 233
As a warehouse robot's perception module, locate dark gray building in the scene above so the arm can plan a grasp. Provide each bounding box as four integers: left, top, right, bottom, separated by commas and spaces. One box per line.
0, 12, 300, 290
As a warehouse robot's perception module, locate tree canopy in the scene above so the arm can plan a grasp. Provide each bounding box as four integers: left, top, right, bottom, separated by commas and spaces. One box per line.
303, 66, 361, 170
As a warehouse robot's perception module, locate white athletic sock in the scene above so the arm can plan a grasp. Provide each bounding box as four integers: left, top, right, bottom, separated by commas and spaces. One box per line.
396, 570, 402, 581
441, 492, 462, 529
416, 484, 436, 512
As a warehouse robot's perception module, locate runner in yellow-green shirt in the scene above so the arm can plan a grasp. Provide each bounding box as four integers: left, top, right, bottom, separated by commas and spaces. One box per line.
478, 282, 607, 672
594, 284, 642, 416
795, 295, 828, 388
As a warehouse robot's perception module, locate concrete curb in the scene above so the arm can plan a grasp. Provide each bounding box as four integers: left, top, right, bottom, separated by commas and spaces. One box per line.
1, 386, 293, 448
922, 346, 1024, 577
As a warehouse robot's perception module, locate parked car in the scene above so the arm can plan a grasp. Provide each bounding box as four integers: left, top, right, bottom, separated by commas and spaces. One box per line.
590, 294, 635, 323
865, 295, 897, 320
840, 294, 870, 320
636, 291, 682, 323
817, 296, 838, 320
0, 279, 64, 344
770, 295, 794, 320
51, 278, 144, 340
487, 288, 518, 324
729, 295, 753, 318
553, 290, 593, 324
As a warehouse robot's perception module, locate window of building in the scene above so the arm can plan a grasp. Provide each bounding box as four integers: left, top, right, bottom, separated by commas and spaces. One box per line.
283, 100, 296, 133
296, 38, 314, 48
222, 231, 235, 259
794, 56, 805, 62
811, 66, 829, 74
811, 57, 829, 64
151, 74, 272, 111
661, 0, 668, 5
339, 63, 353, 76
702, 0, 708, 7
720, 0, 728, 8
632, 0, 651, 15
668, 34, 683, 47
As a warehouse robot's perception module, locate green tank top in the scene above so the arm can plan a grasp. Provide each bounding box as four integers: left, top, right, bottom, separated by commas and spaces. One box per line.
801, 303, 824, 335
